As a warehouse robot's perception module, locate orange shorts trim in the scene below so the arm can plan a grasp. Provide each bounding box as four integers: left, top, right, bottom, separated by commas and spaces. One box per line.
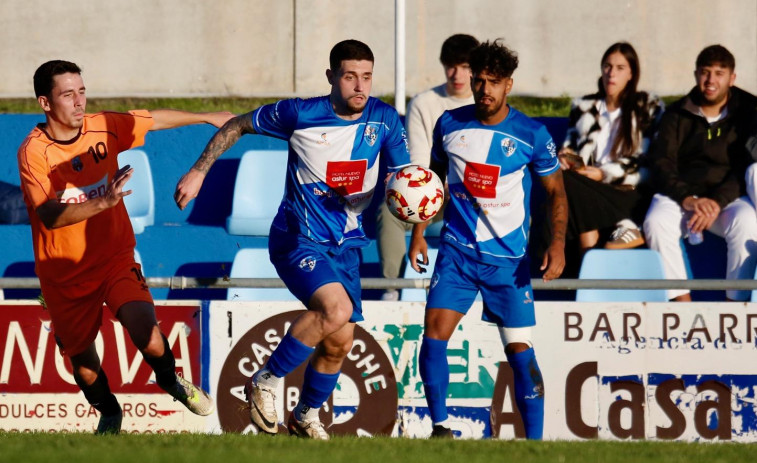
41, 257, 153, 357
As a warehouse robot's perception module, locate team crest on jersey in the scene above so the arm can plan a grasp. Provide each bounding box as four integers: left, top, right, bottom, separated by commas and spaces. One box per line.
430, 273, 440, 289
299, 256, 317, 272
71, 156, 84, 172
501, 138, 517, 157
523, 290, 533, 304
363, 124, 378, 146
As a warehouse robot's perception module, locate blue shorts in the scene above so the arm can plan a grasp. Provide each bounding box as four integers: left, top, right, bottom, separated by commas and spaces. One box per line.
426, 243, 535, 328
269, 232, 364, 322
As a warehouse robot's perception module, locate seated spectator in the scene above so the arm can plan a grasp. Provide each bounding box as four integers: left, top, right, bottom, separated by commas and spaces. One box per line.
0, 180, 29, 224
643, 45, 757, 301
376, 33, 479, 300
747, 113, 757, 206
559, 42, 663, 253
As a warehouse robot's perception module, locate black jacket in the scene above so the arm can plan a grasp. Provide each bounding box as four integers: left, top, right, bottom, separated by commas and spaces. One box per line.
648, 86, 757, 207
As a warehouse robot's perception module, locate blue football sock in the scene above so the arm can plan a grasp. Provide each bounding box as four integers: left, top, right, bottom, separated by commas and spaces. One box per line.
266, 332, 314, 378
419, 336, 449, 424
298, 363, 340, 412
507, 347, 545, 440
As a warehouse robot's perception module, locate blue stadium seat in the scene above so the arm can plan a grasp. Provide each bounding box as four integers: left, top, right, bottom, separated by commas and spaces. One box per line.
118, 150, 154, 234
401, 248, 439, 301
226, 150, 288, 236
227, 248, 296, 301
576, 249, 667, 302
751, 266, 757, 302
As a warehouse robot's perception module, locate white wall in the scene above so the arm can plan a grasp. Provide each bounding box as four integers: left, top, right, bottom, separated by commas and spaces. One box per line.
1, 0, 755, 99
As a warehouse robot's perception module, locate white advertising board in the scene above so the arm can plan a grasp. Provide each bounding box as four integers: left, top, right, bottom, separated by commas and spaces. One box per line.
207, 301, 757, 441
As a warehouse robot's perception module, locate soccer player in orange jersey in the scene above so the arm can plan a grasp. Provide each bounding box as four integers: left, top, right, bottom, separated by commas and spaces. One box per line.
17, 60, 233, 434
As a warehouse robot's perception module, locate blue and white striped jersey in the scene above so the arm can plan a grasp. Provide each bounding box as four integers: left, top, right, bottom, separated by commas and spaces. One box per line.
251, 96, 410, 249
432, 105, 559, 265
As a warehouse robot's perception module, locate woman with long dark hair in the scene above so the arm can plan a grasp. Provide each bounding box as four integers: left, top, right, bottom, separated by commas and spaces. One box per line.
559, 42, 663, 252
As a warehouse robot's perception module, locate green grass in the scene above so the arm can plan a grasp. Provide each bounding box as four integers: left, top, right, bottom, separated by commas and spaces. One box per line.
0, 93, 686, 120
0, 432, 755, 463
0, 95, 684, 118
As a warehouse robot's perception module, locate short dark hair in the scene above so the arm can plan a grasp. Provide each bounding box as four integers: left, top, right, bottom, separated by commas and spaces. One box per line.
469, 39, 519, 79
696, 45, 735, 70
33, 60, 82, 98
329, 40, 374, 71
439, 34, 479, 66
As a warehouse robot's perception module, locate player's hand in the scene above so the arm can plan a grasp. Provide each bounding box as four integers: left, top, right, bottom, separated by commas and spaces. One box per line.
408, 233, 429, 274
206, 112, 236, 128
174, 168, 206, 210
540, 242, 565, 282
104, 165, 133, 208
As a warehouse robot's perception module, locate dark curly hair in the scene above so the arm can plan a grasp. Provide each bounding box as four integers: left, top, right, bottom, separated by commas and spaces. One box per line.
469, 39, 519, 78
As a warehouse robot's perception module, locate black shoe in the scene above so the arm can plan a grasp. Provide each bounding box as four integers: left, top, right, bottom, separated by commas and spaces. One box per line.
430, 424, 453, 438
95, 409, 122, 435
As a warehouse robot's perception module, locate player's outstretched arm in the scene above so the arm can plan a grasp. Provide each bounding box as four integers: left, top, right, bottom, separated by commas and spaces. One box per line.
148, 109, 235, 131
174, 113, 256, 210
36, 165, 134, 229
539, 170, 567, 282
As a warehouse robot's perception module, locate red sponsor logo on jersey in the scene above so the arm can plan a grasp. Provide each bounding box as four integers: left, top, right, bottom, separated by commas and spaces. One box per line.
464, 162, 500, 198
57, 174, 108, 204
326, 160, 367, 196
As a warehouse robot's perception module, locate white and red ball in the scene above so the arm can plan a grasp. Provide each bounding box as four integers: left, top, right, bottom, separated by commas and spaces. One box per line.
385, 165, 445, 224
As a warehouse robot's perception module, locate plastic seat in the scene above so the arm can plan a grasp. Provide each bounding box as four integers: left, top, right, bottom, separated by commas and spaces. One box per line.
227, 248, 296, 301
226, 150, 288, 236
400, 248, 439, 301
576, 249, 667, 302
751, 266, 757, 302
118, 150, 154, 234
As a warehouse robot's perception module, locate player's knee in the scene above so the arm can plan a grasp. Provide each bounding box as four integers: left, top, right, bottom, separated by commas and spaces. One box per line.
139, 330, 165, 357
73, 367, 99, 387
320, 336, 353, 361
320, 301, 353, 332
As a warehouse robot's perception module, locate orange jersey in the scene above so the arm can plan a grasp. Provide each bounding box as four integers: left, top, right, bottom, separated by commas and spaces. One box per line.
17, 110, 154, 285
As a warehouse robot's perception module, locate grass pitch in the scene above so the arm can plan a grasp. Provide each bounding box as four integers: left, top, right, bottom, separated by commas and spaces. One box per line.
0, 432, 755, 463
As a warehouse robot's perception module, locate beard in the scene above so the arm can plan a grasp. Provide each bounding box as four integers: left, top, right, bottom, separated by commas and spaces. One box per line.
475, 98, 503, 120
345, 95, 368, 114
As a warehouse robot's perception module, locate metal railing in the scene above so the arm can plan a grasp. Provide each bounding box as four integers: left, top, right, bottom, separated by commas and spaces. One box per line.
2, 277, 757, 291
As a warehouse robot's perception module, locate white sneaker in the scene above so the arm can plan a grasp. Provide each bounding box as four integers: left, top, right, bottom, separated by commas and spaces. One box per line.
166, 374, 215, 416
287, 412, 330, 440
245, 375, 278, 434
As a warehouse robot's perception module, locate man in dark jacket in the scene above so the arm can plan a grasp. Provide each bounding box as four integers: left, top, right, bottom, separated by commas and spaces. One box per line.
643, 45, 757, 301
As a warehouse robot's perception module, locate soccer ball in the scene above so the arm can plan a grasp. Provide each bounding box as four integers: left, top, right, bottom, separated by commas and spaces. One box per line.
385, 165, 444, 224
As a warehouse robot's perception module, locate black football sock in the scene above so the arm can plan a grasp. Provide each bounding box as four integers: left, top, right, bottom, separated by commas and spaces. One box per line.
142, 333, 178, 390
75, 368, 121, 416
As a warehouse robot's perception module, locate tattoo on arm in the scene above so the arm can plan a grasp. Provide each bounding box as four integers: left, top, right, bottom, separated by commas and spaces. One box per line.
541, 170, 568, 244
192, 113, 255, 173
